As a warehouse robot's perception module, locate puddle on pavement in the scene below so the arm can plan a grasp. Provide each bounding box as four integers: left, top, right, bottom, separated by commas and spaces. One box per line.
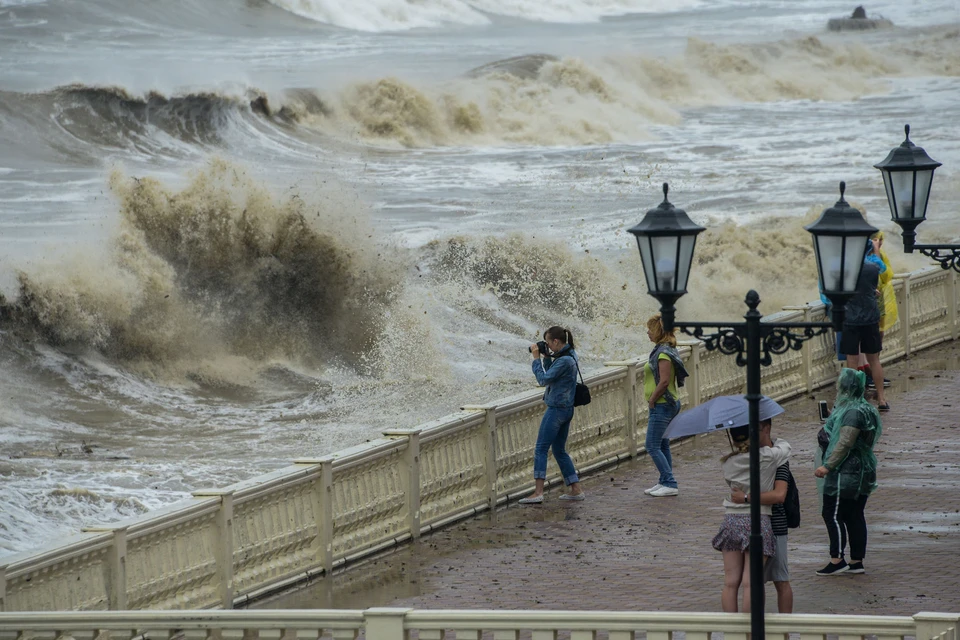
254, 504, 537, 609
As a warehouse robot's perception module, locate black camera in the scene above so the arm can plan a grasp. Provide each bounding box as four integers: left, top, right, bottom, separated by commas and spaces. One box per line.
528, 340, 549, 354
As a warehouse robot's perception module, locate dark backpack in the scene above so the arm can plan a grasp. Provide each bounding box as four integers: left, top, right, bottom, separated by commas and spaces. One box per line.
784, 468, 801, 529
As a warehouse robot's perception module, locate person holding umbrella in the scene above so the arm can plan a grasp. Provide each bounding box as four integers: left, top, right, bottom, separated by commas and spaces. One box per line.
663, 394, 790, 612
711, 414, 791, 613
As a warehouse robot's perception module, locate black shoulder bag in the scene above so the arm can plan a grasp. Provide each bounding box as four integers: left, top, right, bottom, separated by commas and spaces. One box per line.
570, 357, 591, 407
784, 468, 801, 529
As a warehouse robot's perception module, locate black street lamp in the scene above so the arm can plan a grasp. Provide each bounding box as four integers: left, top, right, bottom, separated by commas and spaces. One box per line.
627, 183, 876, 640
875, 124, 960, 270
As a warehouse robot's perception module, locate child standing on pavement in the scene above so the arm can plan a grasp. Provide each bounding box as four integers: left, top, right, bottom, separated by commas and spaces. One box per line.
732, 462, 794, 612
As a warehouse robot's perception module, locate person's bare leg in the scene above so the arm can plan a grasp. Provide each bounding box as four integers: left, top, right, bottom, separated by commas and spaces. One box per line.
525, 478, 545, 499
569, 481, 583, 496
865, 352, 886, 404
843, 351, 859, 369
774, 581, 794, 613
722, 550, 744, 612
739, 553, 754, 613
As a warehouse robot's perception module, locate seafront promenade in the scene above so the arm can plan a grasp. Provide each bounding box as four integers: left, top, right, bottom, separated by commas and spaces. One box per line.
267, 340, 960, 616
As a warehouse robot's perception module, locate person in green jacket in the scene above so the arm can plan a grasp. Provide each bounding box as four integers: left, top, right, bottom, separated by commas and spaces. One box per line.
814, 368, 883, 576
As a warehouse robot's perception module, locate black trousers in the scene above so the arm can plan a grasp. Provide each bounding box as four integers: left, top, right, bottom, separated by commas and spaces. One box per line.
822, 492, 870, 560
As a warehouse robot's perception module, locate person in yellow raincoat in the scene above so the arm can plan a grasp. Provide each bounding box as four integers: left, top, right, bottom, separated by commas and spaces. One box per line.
874, 231, 898, 333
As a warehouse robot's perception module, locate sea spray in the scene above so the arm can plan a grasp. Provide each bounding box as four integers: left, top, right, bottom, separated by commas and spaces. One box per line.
6, 160, 411, 380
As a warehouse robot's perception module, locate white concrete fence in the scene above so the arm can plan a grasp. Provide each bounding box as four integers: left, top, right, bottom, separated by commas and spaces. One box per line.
0, 608, 957, 640
1, 266, 958, 614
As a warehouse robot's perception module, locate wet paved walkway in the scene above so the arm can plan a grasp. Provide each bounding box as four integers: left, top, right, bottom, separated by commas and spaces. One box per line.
265, 342, 960, 616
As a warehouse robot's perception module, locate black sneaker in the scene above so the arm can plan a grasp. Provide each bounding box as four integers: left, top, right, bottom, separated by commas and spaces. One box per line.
866, 378, 891, 389
816, 560, 849, 576
847, 562, 865, 574
883, 378, 891, 387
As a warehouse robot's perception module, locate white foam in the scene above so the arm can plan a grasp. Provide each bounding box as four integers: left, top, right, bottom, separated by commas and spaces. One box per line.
468, 0, 701, 22
266, 0, 489, 32
267, 0, 700, 31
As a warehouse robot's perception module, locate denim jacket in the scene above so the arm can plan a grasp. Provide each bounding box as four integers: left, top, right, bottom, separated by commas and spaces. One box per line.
532, 345, 578, 409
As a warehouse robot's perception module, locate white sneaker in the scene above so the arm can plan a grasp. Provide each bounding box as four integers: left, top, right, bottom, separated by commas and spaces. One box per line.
644, 484, 663, 495
650, 485, 679, 497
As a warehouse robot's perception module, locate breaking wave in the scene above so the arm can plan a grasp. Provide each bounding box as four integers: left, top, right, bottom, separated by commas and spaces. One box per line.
287, 30, 960, 146
48, 84, 263, 143
1, 159, 408, 380
265, 0, 702, 32
7, 28, 960, 157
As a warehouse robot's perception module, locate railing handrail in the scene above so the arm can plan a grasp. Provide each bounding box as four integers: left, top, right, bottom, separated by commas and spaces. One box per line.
0, 608, 953, 639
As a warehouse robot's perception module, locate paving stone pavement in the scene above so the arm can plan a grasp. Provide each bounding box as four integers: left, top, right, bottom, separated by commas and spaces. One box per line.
265, 342, 960, 616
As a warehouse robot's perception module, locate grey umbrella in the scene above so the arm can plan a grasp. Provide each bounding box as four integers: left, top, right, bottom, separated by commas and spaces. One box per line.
662, 394, 785, 440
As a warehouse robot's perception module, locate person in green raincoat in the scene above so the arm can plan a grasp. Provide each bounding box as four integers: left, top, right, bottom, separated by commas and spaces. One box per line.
813, 368, 882, 576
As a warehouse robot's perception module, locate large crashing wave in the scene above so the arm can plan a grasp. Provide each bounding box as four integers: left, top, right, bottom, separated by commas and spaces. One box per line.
266, 0, 701, 32
284, 30, 960, 147
9, 29, 960, 155
2, 160, 407, 380
0, 85, 272, 161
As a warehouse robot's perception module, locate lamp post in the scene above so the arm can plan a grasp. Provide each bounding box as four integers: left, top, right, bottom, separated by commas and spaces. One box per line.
627, 183, 876, 639
875, 125, 960, 270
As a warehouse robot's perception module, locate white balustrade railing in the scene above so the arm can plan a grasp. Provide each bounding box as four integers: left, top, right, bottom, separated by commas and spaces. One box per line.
0, 608, 956, 640
0, 266, 957, 613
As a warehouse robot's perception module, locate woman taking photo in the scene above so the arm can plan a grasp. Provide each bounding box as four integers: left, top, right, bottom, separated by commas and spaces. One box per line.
519, 326, 585, 504
814, 368, 882, 575
643, 313, 688, 497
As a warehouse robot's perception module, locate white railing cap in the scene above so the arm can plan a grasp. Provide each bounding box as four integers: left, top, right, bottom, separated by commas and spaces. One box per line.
1, 531, 112, 577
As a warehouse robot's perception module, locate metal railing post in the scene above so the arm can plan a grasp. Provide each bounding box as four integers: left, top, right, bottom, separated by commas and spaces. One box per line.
191, 490, 234, 609
603, 361, 639, 458
384, 429, 422, 540
295, 457, 335, 575
364, 607, 412, 640
463, 404, 499, 510
81, 526, 127, 610
914, 612, 960, 640
481, 407, 499, 510
681, 339, 702, 408
951, 270, 959, 340
901, 275, 913, 355
784, 304, 816, 392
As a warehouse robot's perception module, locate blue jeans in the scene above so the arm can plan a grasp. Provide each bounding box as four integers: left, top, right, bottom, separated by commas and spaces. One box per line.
646, 398, 680, 488
533, 406, 579, 485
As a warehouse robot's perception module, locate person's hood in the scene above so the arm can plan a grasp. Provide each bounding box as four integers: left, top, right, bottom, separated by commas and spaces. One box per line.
836, 367, 866, 403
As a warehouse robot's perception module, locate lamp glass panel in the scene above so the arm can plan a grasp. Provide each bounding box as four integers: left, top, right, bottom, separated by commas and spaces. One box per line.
651, 235, 679, 292
881, 172, 897, 219
842, 235, 870, 292
915, 169, 934, 220
815, 235, 844, 291
891, 170, 917, 219
636, 236, 657, 293
676, 235, 696, 291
